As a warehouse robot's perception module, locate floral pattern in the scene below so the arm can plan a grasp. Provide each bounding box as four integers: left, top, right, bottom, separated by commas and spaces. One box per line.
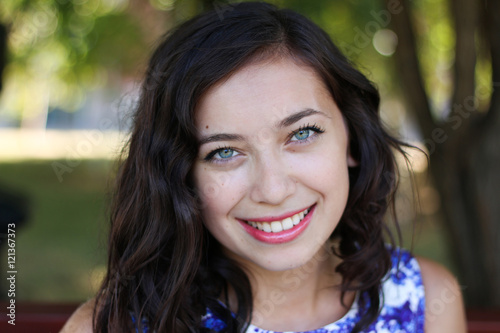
201, 248, 425, 333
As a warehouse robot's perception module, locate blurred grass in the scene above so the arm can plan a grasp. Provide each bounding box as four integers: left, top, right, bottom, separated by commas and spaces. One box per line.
398, 214, 458, 276
0, 159, 456, 302
0, 159, 112, 302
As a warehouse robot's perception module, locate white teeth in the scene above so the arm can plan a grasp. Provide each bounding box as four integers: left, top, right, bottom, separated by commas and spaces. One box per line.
271, 221, 283, 232
245, 206, 311, 233
282, 217, 293, 230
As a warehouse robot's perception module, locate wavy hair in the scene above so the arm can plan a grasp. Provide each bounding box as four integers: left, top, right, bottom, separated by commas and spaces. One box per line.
94, 2, 407, 332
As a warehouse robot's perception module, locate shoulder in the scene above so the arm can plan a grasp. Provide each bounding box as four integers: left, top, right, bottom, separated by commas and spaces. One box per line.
59, 299, 95, 333
416, 256, 467, 333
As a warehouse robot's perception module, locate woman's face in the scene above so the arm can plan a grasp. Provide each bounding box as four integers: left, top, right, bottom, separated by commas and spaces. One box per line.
192, 58, 356, 272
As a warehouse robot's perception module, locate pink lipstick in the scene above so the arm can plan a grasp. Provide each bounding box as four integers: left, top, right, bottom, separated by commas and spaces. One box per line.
237, 204, 316, 244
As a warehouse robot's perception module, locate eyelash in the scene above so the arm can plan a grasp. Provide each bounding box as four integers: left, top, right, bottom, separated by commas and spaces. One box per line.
204, 145, 235, 162
288, 123, 325, 143
203, 123, 325, 163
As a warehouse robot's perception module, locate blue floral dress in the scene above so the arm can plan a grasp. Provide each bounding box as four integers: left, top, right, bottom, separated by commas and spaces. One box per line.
201, 248, 425, 333
134, 248, 425, 332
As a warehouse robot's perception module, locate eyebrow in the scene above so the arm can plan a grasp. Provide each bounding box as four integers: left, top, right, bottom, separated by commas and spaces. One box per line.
198, 108, 328, 146
275, 108, 327, 128
198, 133, 245, 145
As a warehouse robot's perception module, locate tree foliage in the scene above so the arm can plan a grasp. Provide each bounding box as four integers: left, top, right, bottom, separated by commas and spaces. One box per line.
0, 0, 148, 122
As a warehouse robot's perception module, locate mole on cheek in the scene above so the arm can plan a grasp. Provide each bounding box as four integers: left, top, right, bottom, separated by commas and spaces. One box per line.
206, 125, 209, 129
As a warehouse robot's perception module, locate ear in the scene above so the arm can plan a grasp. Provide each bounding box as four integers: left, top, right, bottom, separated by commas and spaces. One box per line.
341, 116, 359, 167
347, 151, 359, 167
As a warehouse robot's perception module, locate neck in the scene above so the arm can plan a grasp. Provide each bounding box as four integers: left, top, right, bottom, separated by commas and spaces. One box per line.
227, 241, 355, 331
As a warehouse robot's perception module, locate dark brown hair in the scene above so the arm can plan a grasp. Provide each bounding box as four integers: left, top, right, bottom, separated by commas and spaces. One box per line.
94, 2, 407, 332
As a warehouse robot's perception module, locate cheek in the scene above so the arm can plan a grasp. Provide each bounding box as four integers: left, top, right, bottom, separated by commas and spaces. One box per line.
290, 143, 349, 190
193, 166, 247, 218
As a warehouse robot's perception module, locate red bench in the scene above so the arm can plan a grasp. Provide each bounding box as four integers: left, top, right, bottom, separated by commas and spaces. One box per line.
467, 309, 500, 333
0, 302, 78, 333
1, 302, 499, 332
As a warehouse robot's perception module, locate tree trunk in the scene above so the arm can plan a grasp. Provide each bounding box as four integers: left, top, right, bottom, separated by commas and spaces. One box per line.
471, 0, 500, 304
0, 23, 7, 92
388, 0, 500, 306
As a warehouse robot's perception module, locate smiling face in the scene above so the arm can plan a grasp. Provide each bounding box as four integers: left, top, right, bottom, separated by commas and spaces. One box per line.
192, 58, 356, 273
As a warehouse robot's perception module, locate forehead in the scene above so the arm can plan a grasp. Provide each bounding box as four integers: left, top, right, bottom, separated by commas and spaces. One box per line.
194, 58, 337, 133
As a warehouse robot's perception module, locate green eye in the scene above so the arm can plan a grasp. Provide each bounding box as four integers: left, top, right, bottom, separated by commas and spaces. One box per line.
288, 124, 325, 143
293, 129, 310, 141
217, 148, 235, 159
204, 146, 239, 163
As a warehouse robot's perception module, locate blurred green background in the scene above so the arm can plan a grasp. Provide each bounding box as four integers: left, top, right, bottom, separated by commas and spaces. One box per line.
0, 0, 496, 305
0, 160, 110, 301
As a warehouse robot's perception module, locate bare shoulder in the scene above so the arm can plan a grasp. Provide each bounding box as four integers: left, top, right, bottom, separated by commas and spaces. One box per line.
59, 298, 96, 333
416, 256, 467, 333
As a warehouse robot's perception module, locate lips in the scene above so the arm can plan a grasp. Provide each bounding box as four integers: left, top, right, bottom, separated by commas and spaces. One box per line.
244, 206, 310, 233
237, 204, 316, 244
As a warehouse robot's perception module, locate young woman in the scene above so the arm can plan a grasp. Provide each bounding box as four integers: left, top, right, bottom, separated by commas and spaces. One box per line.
61, 2, 466, 332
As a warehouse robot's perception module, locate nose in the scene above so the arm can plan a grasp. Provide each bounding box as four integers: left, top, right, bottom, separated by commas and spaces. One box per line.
249, 153, 296, 205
